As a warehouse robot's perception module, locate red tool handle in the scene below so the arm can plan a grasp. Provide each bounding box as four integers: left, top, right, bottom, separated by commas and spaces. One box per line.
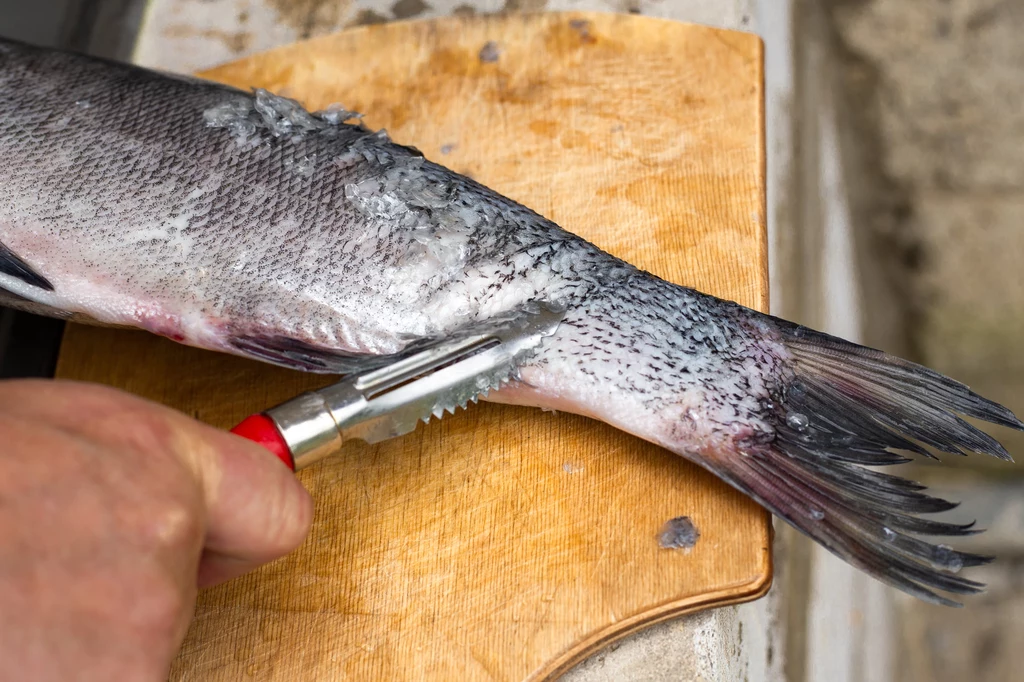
231, 414, 296, 471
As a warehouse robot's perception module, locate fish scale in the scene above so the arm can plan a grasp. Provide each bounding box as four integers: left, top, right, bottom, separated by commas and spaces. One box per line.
0, 37, 1021, 606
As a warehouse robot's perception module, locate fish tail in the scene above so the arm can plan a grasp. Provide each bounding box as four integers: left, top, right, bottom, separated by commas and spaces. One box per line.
704, 319, 1023, 606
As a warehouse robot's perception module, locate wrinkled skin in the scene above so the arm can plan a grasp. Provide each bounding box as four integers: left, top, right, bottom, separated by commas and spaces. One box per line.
0, 381, 312, 681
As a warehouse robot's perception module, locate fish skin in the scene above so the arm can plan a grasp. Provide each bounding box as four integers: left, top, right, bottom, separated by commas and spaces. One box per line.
1, 37, 1020, 605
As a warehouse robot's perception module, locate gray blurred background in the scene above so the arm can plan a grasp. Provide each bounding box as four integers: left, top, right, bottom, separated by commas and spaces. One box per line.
818, 2, 1024, 680
0, 1, 1020, 680
786, 3, 1024, 681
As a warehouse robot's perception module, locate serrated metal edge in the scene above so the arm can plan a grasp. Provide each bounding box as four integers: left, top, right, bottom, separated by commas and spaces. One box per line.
420, 368, 513, 424
399, 303, 559, 428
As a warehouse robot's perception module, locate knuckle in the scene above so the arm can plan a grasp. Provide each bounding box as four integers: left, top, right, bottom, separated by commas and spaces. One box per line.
118, 408, 183, 457
140, 493, 204, 552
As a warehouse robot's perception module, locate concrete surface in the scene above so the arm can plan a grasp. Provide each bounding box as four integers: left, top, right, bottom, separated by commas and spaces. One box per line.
800, 66, 893, 682
563, 601, 783, 682
891, 479, 1024, 682
825, 0, 1024, 461
0, 0, 71, 45
893, 559, 1024, 682
819, 1, 1024, 680
133, 0, 759, 74
775, 4, 896, 680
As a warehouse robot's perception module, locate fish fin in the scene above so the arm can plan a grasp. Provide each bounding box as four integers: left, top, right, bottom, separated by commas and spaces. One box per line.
778, 321, 1024, 457
704, 321, 1022, 606
228, 302, 557, 374
228, 335, 415, 375
0, 242, 54, 291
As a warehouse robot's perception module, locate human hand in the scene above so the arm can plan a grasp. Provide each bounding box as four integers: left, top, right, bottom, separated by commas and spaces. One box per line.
0, 380, 313, 681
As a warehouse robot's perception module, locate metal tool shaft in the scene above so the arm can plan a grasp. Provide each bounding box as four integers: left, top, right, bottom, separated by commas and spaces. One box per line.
261, 303, 565, 470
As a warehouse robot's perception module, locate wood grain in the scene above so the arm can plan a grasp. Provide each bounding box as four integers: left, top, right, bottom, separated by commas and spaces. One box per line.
56, 12, 769, 681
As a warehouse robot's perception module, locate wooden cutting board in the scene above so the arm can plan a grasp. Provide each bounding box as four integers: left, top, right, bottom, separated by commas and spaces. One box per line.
55, 12, 769, 681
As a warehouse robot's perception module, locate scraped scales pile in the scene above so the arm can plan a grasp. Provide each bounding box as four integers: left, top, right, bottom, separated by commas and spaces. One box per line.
55, 13, 769, 681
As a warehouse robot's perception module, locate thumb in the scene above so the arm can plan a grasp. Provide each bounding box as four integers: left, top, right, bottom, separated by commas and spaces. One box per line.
179, 423, 314, 587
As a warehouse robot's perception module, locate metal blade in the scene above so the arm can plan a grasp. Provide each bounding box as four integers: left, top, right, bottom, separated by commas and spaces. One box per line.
264, 302, 565, 469
337, 302, 564, 444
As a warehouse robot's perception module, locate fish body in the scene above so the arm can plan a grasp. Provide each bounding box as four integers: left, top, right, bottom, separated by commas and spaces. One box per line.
1, 38, 1019, 605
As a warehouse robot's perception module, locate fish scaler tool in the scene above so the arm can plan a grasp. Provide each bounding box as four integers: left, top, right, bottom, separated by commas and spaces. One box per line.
231, 303, 566, 471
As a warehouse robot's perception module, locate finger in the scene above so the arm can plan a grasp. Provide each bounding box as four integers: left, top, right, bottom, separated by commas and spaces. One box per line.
183, 425, 314, 575
1, 380, 314, 580
196, 550, 260, 588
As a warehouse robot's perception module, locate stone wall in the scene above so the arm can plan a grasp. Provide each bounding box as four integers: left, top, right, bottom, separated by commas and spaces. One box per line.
821, 1, 1024, 679
825, 0, 1024, 463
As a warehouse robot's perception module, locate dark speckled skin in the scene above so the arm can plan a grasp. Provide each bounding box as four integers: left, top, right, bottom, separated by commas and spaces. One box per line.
1, 37, 1021, 606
